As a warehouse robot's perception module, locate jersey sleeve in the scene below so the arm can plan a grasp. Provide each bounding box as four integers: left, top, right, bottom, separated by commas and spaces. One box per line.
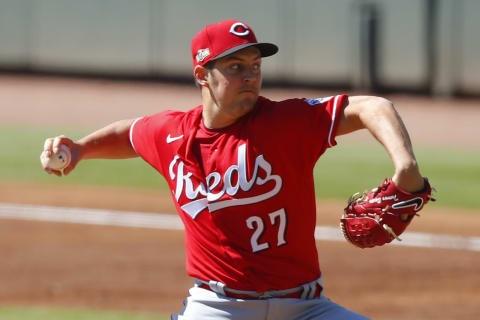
303, 94, 347, 159
303, 94, 347, 148
266, 94, 348, 163
129, 111, 172, 176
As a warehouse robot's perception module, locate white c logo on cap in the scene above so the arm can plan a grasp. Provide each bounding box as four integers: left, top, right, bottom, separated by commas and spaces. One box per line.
230, 22, 250, 37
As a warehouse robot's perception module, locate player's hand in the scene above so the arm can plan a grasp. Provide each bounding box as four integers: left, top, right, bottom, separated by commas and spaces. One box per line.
40, 135, 81, 176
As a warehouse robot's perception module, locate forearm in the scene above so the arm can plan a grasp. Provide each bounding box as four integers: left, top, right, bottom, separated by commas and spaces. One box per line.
78, 119, 138, 160
339, 96, 424, 192
363, 100, 423, 190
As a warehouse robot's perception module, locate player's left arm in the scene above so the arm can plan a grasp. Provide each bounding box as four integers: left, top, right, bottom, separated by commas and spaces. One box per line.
42, 119, 138, 176
336, 95, 424, 193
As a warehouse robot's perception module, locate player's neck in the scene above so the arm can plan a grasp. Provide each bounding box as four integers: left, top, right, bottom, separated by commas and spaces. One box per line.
201, 102, 237, 129
200, 90, 237, 129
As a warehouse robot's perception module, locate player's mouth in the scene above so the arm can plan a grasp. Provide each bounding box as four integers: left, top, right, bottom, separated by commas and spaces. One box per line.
239, 88, 257, 95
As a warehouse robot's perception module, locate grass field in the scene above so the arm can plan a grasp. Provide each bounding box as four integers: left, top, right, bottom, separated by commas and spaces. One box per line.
1, 125, 479, 209
0, 306, 168, 320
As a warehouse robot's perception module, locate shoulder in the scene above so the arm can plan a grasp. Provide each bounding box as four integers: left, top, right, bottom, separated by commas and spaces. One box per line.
256, 95, 345, 110
254, 95, 343, 120
253, 96, 309, 119
131, 106, 202, 140
136, 106, 201, 127
143, 109, 189, 122
130, 106, 201, 158
252, 94, 348, 138
256, 96, 308, 108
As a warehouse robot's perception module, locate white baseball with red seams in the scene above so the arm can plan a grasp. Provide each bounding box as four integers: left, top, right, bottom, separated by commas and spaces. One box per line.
40, 145, 71, 170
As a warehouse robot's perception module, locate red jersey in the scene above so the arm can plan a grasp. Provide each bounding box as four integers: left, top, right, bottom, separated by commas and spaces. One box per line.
130, 95, 347, 292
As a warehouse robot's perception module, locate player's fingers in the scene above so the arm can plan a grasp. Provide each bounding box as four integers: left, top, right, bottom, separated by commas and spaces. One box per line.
43, 138, 55, 157
40, 148, 53, 170
40, 153, 48, 169
52, 135, 67, 154
63, 162, 76, 176
41, 135, 78, 177
42, 163, 52, 173
40, 153, 57, 174
41, 162, 61, 176
50, 169, 62, 177
64, 146, 82, 176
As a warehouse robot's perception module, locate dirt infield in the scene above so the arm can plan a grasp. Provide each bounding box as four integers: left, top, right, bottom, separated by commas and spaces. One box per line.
1, 75, 480, 319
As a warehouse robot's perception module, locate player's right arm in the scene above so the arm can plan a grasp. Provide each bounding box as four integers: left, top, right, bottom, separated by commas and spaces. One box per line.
336, 96, 424, 193
41, 118, 138, 176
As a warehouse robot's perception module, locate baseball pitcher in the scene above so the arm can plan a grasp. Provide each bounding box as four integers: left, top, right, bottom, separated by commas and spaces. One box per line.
40, 20, 433, 319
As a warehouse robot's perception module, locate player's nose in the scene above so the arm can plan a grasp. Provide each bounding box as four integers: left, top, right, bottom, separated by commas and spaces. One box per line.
243, 68, 259, 82
243, 64, 260, 81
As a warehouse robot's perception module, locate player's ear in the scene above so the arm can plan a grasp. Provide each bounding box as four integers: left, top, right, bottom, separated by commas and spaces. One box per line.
194, 65, 209, 87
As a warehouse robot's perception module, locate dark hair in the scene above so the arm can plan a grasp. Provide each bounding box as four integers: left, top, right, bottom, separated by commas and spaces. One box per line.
204, 61, 215, 70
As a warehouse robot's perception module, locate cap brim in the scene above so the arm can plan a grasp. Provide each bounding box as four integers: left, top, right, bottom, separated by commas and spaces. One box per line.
212, 42, 278, 61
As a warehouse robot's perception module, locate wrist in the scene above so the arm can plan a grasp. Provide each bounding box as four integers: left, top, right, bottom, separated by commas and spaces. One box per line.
392, 163, 424, 193
74, 140, 89, 160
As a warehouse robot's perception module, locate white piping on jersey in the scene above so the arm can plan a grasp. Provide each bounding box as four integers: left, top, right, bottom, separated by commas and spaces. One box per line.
129, 117, 143, 154
327, 95, 340, 147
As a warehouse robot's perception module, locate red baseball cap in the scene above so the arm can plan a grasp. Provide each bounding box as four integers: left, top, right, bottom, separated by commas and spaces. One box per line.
191, 19, 278, 67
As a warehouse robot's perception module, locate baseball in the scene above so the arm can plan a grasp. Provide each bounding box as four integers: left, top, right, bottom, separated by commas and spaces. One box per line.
41, 145, 72, 170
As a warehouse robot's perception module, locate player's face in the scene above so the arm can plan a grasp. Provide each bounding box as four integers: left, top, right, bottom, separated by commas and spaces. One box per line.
207, 46, 262, 122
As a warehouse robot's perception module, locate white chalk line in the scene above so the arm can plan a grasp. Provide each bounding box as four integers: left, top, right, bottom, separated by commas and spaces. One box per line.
1, 203, 479, 252
0, 203, 184, 230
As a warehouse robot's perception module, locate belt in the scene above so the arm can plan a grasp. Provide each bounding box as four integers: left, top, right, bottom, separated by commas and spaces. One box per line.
194, 277, 323, 300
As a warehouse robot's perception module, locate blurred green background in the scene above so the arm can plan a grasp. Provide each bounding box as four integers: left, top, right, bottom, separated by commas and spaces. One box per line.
0, 306, 167, 320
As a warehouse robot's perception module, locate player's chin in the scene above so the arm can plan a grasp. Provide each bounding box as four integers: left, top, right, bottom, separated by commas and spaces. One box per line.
235, 98, 257, 115
239, 92, 258, 106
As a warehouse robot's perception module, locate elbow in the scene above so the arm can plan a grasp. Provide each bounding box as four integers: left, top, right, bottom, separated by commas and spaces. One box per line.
348, 95, 395, 117
361, 96, 397, 121
338, 96, 397, 135
369, 96, 395, 112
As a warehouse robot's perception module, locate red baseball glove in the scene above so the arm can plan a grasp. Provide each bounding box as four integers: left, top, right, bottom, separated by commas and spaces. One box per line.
340, 178, 435, 248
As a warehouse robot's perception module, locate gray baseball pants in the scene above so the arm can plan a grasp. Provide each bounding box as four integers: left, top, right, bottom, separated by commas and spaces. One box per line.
171, 286, 370, 320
